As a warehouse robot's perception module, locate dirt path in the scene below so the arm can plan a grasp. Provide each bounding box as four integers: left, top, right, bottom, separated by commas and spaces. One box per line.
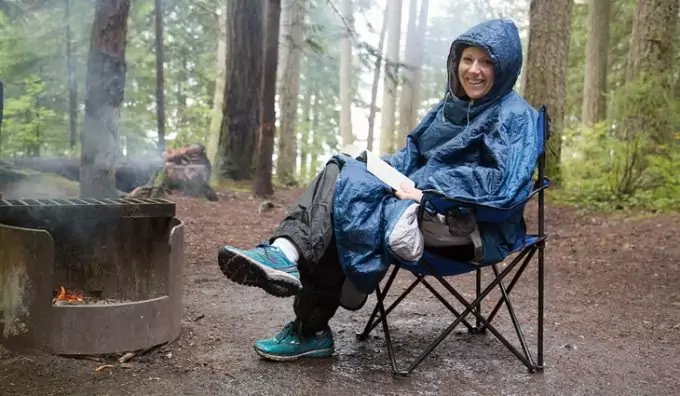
1, 190, 679, 396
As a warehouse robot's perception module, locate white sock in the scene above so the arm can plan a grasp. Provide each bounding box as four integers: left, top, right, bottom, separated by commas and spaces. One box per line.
271, 238, 300, 264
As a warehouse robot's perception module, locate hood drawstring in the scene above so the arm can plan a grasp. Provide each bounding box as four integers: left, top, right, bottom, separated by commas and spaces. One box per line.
467, 100, 473, 126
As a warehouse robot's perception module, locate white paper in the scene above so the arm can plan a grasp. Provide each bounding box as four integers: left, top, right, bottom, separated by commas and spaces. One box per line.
365, 150, 415, 190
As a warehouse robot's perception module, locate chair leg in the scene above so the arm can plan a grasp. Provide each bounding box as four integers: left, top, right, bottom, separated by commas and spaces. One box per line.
537, 241, 545, 371
356, 267, 423, 341
419, 277, 475, 332
358, 243, 546, 376
430, 248, 541, 371
481, 248, 536, 328
471, 268, 484, 333
491, 263, 532, 364
356, 266, 399, 341
373, 283, 410, 377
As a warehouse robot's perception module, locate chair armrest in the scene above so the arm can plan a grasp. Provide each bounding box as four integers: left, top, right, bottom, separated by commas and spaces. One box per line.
419, 178, 550, 223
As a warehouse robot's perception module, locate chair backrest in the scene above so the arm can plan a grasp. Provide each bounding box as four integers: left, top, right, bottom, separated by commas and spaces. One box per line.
534, 105, 551, 239
535, 105, 550, 187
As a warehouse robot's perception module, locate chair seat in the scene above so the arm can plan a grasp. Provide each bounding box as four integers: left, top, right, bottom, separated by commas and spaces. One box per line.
399, 234, 542, 276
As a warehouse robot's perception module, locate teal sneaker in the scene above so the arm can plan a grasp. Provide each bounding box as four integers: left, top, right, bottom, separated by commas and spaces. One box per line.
254, 322, 335, 361
218, 244, 302, 297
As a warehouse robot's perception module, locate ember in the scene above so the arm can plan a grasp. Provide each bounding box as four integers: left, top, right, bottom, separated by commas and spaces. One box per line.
53, 286, 83, 304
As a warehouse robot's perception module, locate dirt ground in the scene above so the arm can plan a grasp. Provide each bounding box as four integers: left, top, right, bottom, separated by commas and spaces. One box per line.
1, 188, 679, 396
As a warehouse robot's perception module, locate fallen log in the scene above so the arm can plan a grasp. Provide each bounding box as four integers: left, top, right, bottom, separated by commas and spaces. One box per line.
12, 156, 162, 193
0, 160, 85, 199
126, 144, 218, 201
7, 143, 218, 201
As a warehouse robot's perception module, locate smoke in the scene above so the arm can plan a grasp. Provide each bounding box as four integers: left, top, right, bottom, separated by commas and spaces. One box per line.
0, 1, 167, 199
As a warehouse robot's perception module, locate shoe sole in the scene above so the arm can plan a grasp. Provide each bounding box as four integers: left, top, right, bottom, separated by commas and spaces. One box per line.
218, 247, 302, 298
254, 346, 335, 361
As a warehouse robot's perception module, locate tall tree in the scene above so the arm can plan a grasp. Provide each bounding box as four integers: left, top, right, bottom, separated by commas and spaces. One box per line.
621, 0, 678, 144
581, 0, 610, 126
410, 0, 429, 123
276, 0, 305, 185
379, 0, 403, 154
64, 0, 78, 149
80, 0, 131, 197
218, 0, 264, 181
207, 4, 227, 172
522, 0, 573, 181
339, 0, 354, 148
398, 0, 420, 143
154, 0, 166, 151
254, 0, 281, 197
366, 3, 389, 152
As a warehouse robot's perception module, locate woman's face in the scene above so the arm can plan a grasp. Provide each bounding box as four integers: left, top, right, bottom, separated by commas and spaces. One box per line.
457, 46, 494, 100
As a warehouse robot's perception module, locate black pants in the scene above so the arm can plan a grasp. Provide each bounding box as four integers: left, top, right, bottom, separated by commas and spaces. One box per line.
270, 161, 345, 336
271, 160, 475, 336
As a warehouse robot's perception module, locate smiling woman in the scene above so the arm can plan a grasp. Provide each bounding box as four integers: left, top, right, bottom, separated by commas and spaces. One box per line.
457, 46, 495, 99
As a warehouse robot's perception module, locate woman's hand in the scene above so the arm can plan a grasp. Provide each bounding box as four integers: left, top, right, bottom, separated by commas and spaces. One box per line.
394, 182, 423, 202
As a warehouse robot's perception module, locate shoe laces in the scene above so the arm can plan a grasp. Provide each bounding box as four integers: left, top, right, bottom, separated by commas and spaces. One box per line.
255, 242, 284, 261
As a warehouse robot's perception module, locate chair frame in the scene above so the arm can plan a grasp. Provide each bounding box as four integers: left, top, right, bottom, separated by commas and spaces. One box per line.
356, 105, 550, 377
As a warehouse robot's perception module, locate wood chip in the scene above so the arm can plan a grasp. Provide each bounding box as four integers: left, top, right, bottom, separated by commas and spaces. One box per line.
118, 351, 137, 364
95, 364, 114, 372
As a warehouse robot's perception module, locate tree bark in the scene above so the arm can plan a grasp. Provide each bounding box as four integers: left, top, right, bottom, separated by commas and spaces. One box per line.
299, 67, 313, 180
276, 0, 304, 185
581, 0, 610, 126
622, 0, 678, 144
411, 0, 429, 124
154, 0, 166, 151
219, 0, 263, 181
522, 0, 573, 182
253, 0, 281, 197
397, 0, 419, 144
80, 0, 131, 198
64, 0, 78, 149
379, 0, 403, 155
206, 4, 227, 173
339, 0, 354, 148
366, 3, 388, 152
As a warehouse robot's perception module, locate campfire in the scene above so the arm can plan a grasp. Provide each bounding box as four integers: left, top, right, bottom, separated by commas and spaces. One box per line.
0, 197, 184, 356
53, 286, 83, 304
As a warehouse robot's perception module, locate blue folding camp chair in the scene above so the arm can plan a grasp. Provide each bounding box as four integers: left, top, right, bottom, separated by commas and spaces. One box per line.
356, 105, 550, 377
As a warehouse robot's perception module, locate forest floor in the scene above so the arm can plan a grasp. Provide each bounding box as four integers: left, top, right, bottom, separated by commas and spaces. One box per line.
1, 188, 680, 396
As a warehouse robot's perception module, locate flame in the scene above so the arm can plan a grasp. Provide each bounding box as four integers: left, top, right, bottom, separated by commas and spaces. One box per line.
55, 286, 83, 303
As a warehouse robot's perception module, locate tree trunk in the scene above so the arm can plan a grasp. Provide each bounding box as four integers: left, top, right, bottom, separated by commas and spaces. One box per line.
411, 0, 429, 121
176, 50, 188, 133
276, 0, 305, 185
64, 0, 78, 150
154, 0, 166, 151
80, 0, 131, 198
253, 0, 281, 197
219, 0, 263, 181
366, 3, 388, 152
581, 0, 610, 126
299, 73, 313, 180
397, 0, 419, 144
379, 0, 403, 155
522, 0, 573, 182
206, 4, 227, 173
310, 78, 320, 174
339, 0, 354, 148
622, 0, 678, 144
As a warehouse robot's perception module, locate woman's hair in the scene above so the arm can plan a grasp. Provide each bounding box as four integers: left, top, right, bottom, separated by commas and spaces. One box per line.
448, 44, 471, 98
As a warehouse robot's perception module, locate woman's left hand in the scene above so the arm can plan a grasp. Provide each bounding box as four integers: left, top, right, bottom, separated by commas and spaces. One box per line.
394, 182, 423, 202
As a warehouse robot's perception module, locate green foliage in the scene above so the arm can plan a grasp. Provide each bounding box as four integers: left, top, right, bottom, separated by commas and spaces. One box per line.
0, 0, 220, 159
558, 77, 680, 212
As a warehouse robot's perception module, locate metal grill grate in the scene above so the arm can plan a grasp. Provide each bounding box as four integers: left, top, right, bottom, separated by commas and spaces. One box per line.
0, 197, 173, 207
0, 197, 175, 220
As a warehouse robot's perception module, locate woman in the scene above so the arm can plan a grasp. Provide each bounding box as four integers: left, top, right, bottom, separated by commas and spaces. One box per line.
217, 19, 539, 361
